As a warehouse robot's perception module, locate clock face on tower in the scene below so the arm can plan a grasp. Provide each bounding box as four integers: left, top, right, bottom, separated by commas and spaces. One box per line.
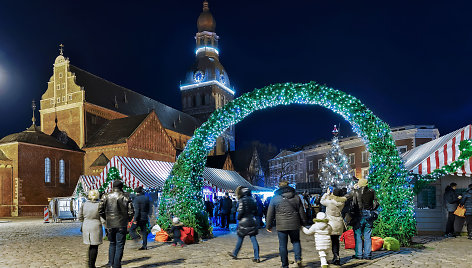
219, 74, 226, 84
193, 71, 204, 83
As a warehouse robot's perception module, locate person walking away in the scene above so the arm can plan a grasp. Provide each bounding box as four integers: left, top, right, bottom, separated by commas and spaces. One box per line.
460, 184, 472, 240
213, 197, 220, 226
347, 178, 378, 260
266, 181, 307, 268
444, 182, 462, 237
228, 186, 261, 263
99, 180, 134, 268
79, 190, 105, 268
302, 212, 332, 268
320, 188, 347, 265
220, 193, 233, 229
170, 217, 185, 247
129, 186, 151, 250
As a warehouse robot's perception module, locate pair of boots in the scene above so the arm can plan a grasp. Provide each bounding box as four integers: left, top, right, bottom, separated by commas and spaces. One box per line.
330, 253, 340, 265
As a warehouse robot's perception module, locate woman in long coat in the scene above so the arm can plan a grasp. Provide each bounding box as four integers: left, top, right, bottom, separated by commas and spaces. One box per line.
320, 188, 347, 265
228, 186, 260, 263
79, 190, 105, 268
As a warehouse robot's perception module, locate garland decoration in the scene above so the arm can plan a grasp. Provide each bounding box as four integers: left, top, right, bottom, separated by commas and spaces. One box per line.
158, 82, 417, 245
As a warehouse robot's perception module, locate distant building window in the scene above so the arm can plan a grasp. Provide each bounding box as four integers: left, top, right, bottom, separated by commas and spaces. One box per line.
68, 94, 72, 100
308, 174, 315, 182
57, 98, 60, 103
59, 72, 63, 78
50, 99, 54, 105
45, 158, 51, 183
417, 185, 436, 209
318, 159, 323, 169
349, 153, 355, 165
397, 145, 408, 155
62, 83, 65, 89
362, 167, 369, 179
56, 85, 60, 90
62, 96, 66, 102
362, 151, 368, 163
59, 160, 65, 183
308, 161, 313, 171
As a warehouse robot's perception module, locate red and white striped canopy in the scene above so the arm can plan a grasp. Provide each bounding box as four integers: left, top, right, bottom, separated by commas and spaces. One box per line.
403, 125, 472, 176
95, 156, 256, 193
73, 175, 100, 196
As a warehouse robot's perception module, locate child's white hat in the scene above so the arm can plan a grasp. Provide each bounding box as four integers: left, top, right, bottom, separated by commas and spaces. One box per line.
316, 212, 327, 220
172, 217, 180, 224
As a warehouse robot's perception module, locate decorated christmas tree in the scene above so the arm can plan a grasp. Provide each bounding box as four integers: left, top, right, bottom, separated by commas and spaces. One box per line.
319, 125, 355, 190
98, 167, 134, 193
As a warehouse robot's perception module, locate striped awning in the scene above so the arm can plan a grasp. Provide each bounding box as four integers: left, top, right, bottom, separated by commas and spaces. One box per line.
73, 175, 100, 196
96, 156, 256, 192
402, 125, 472, 176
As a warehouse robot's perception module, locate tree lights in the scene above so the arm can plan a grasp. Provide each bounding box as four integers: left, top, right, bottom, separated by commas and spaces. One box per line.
158, 81, 418, 243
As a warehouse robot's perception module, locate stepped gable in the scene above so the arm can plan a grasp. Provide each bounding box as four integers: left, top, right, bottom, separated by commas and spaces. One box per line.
70, 65, 200, 136
90, 153, 110, 167
84, 113, 149, 148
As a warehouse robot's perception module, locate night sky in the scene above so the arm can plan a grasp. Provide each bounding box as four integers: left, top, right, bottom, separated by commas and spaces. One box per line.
0, 0, 470, 150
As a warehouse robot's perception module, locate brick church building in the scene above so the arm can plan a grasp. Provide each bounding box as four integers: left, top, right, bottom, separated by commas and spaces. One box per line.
0, 1, 237, 217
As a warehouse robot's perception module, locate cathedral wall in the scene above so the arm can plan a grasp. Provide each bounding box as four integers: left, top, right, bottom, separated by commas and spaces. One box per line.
0, 143, 17, 217
83, 145, 128, 176
41, 105, 84, 147
16, 143, 84, 216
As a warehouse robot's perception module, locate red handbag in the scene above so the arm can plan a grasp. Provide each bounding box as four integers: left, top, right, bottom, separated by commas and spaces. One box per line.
180, 227, 195, 244
340, 229, 355, 249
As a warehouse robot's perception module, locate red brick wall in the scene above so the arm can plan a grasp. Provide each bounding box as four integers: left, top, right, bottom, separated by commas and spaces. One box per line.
0, 167, 13, 217
17, 143, 84, 216
83, 145, 128, 175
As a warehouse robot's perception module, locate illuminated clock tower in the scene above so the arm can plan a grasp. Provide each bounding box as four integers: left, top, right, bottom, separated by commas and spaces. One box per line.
181, 0, 235, 155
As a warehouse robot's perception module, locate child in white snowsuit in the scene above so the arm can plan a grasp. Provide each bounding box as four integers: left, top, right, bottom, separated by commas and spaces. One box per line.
302, 212, 332, 268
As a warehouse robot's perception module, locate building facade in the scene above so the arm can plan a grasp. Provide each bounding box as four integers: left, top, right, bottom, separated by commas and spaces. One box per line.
180, 1, 235, 155
268, 125, 440, 190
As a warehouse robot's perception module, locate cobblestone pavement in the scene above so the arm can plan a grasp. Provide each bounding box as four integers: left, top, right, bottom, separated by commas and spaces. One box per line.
0, 218, 471, 268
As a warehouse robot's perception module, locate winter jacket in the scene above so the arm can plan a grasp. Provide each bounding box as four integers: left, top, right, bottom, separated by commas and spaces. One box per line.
133, 193, 151, 222
302, 219, 332, 251
236, 187, 259, 237
99, 188, 134, 228
79, 200, 104, 245
460, 188, 472, 216
320, 193, 347, 235
220, 197, 233, 215
266, 186, 308, 231
170, 223, 184, 238
444, 186, 460, 212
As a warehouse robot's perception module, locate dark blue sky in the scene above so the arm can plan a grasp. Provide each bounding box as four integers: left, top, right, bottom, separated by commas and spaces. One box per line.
0, 0, 470, 150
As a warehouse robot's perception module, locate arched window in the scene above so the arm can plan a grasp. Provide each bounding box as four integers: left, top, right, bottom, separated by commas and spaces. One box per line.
45, 158, 51, 183
59, 159, 65, 183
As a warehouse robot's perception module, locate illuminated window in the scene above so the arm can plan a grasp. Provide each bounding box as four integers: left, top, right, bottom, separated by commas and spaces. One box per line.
68, 95, 72, 100
318, 159, 323, 169
56, 85, 60, 90
362, 151, 369, 163
349, 153, 355, 165
57, 98, 60, 103
59, 160, 65, 183
397, 145, 408, 155
308, 161, 313, 171
59, 73, 63, 78
62, 96, 66, 102
62, 83, 65, 89
45, 158, 51, 183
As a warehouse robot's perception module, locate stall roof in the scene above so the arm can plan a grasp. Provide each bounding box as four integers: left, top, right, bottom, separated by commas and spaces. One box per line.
402, 125, 471, 176
95, 156, 257, 192
73, 175, 100, 196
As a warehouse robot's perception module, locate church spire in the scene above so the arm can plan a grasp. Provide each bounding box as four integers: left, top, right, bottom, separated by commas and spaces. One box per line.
59, 44, 64, 56
31, 99, 36, 126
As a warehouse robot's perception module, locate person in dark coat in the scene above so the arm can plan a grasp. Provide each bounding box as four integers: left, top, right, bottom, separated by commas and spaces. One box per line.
205, 197, 214, 220
228, 186, 260, 262
266, 181, 307, 268
254, 195, 264, 227
170, 217, 185, 247
460, 184, 472, 239
346, 179, 379, 260
99, 180, 134, 268
212, 197, 220, 226
220, 193, 233, 229
129, 186, 151, 250
79, 190, 104, 268
444, 182, 462, 237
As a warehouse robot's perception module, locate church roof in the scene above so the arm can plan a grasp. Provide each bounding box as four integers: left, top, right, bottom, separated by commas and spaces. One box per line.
84, 113, 149, 148
69, 65, 200, 137
0, 124, 83, 152
90, 153, 110, 167
206, 154, 229, 169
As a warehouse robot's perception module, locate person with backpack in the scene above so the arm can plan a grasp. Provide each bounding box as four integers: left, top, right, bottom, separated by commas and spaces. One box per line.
266, 181, 307, 268
129, 186, 151, 250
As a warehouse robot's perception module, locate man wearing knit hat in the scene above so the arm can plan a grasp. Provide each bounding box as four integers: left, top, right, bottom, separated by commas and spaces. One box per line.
347, 177, 378, 260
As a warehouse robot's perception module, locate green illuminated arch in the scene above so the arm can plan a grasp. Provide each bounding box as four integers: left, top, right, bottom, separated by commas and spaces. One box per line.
158, 82, 415, 244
